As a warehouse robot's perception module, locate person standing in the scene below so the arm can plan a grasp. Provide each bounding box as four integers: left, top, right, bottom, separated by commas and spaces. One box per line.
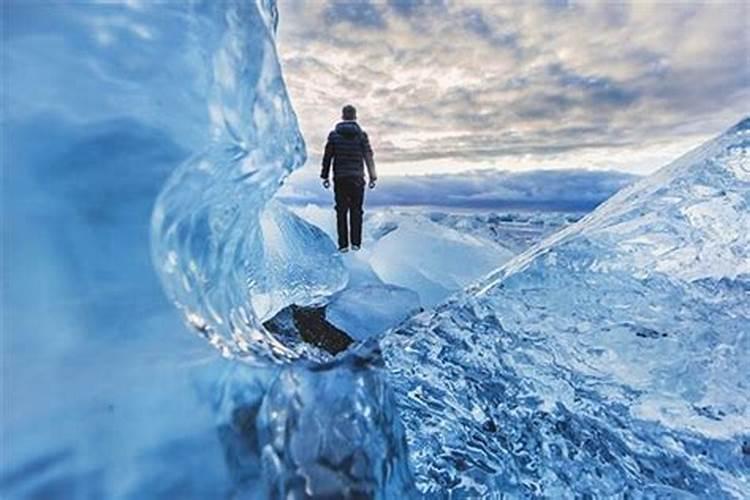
320, 104, 377, 252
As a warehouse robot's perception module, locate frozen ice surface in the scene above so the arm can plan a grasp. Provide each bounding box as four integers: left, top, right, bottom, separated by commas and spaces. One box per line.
427, 210, 583, 253
381, 118, 750, 497
254, 357, 417, 498
293, 205, 519, 308
327, 284, 422, 341
252, 201, 347, 323
5, 0, 749, 497
369, 216, 515, 307
288, 206, 574, 341
6, 0, 346, 367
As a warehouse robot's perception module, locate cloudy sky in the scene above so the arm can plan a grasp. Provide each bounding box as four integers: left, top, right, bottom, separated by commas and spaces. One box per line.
276, 0, 749, 178
278, 167, 638, 211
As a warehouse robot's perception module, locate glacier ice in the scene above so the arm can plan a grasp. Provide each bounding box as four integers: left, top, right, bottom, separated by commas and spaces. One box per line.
149, 2, 348, 363
252, 201, 347, 324
255, 357, 417, 498
368, 215, 516, 308
381, 118, 750, 496
288, 205, 560, 341
4, 0, 750, 497
2, 0, 351, 496
426, 210, 583, 253
326, 283, 422, 341
293, 205, 518, 308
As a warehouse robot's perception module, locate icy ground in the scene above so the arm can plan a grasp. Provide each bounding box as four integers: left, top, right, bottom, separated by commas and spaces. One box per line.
3, 1, 749, 498
0, 2, 576, 490
381, 119, 750, 496
288, 206, 578, 339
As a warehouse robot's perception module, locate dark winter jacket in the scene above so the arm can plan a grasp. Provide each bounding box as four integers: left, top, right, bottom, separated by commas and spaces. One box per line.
320, 121, 377, 180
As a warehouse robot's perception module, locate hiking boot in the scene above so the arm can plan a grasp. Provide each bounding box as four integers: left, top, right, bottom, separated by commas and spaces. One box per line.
351, 245, 361, 251
339, 246, 349, 253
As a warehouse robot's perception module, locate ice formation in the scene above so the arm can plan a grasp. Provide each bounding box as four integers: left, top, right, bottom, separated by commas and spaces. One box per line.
2, 0, 352, 496
255, 357, 417, 498
3, 3, 257, 496
381, 118, 750, 496
5, 0, 749, 497
149, 1, 347, 363
293, 206, 518, 309
367, 215, 515, 307
426, 210, 583, 253
326, 284, 422, 341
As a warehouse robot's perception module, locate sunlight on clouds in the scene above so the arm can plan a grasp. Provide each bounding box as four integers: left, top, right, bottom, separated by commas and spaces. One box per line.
277, 0, 748, 175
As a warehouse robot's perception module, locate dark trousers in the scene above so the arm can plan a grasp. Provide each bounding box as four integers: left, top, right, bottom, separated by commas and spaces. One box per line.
334, 176, 365, 249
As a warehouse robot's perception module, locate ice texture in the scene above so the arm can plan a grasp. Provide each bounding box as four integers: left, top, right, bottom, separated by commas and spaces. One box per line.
368, 216, 516, 308
149, 2, 348, 363
2, 0, 347, 496
326, 284, 422, 341
293, 206, 518, 308
5, 0, 749, 497
2, 3, 255, 496
255, 357, 417, 498
426, 210, 583, 253
381, 118, 750, 496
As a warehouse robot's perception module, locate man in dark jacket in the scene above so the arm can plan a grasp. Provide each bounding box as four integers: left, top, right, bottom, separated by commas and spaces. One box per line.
320, 104, 377, 252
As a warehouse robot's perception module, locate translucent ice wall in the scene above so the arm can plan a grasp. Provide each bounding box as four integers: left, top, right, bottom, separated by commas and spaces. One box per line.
1, 1, 367, 496
2, 2, 266, 496
6, 0, 347, 367
149, 1, 347, 363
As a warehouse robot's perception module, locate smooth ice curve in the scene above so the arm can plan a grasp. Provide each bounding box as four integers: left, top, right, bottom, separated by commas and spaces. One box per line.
150, 0, 347, 364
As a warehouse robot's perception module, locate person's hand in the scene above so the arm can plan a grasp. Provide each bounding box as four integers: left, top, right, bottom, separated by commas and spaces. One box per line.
368, 179, 376, 189
322, 179, 331, 189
